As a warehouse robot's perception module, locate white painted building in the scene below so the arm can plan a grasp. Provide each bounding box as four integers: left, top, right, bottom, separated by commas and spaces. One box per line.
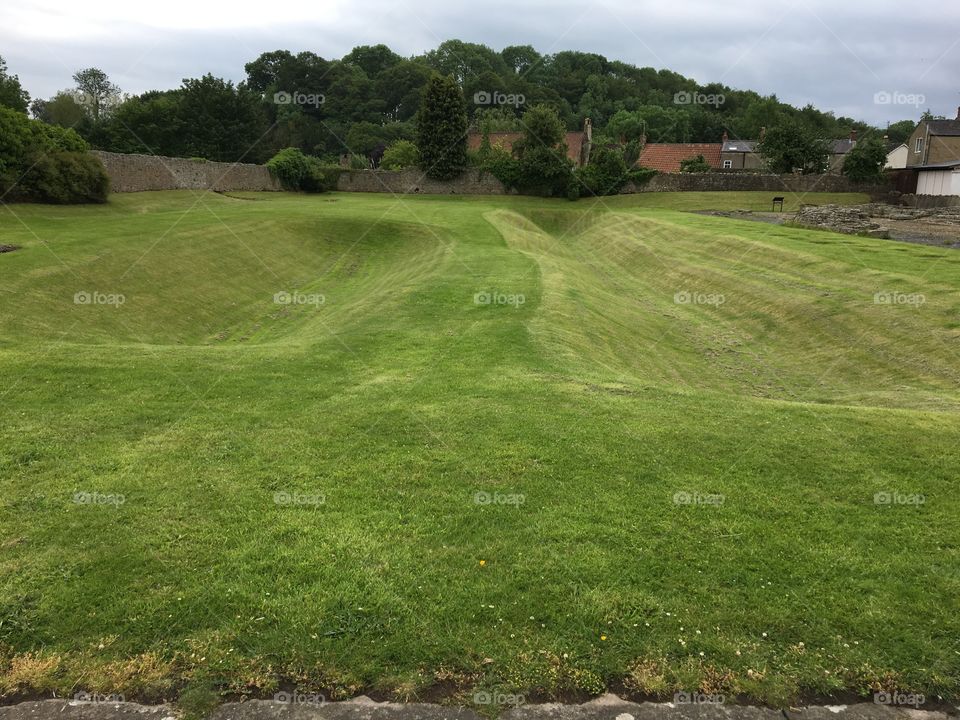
885, 143, 908, 169
916, 161, 960, 196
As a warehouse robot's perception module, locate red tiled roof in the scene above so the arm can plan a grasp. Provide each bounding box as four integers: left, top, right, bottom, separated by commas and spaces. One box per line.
636, 143, 723, 173
467, 131, 585, 164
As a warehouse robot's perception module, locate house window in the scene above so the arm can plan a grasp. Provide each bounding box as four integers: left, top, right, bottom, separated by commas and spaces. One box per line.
723, 160, 733, 169
915, 138, 924, 154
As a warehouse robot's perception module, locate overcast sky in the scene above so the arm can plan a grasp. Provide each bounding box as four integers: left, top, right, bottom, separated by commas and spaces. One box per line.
2, 0, 958, 127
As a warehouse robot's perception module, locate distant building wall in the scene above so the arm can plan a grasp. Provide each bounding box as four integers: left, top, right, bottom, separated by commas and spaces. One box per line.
719, 151, 764, 170
91, 151, 280, 193
885, 145, 908, 169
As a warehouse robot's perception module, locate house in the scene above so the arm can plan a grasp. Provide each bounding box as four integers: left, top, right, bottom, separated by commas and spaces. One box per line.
720, 130, 763, 169
827, 135, 857, 172
466, 118, 593, 167
636, 142, 722, 172
885, 142, 908, 169
915, 160, 960, 196
905, 109, 960, 168
719, 129, 857, 172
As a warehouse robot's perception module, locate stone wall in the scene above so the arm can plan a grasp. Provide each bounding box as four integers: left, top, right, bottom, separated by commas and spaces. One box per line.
91, 151, 280, 193
336, 168, 507, 194
623, 172, 891, 195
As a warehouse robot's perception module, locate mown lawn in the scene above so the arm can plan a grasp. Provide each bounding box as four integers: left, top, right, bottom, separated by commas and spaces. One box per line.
0, 190, 957, 710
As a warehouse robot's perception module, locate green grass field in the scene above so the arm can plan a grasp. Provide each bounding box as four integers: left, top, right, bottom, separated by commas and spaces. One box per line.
1, 190, 958, 710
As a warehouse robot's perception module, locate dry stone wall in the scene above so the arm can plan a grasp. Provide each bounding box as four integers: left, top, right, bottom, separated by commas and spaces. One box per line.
623, 172, 891, 195
91, 151, 280, 193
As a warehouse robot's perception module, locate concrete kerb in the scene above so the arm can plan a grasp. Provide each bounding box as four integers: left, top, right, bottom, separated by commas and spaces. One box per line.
1, 695, 954, 720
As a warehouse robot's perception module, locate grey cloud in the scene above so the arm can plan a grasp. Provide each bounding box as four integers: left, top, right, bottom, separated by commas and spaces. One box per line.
2, 0, 958, 125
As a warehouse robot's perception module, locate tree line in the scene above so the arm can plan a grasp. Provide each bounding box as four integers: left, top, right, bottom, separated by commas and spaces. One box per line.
0, 41, 924, 168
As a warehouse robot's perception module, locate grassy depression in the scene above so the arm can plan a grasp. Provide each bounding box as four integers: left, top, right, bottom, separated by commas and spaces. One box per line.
0, 190, 958, 708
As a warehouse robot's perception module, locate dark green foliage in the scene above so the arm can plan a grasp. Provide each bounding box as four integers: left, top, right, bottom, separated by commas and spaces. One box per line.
513, 104, 574, 197
380, 140, 419, 170
266, 147, 312, 189
101, 90, 184, 155
265, 147, 341, 192
71, 67, 119, 121
0, 106, 105, 203
885, 120, 917, 145
0, 56, 29, 113
19, 151, 109, 203
475, 146, 521, 189
627, 167, 658, 186
346, 121, 414, 160
757, 120, 830, 174
177, 75, 267, 162
679, 154, 712, 173
416, 74, 468, 180
842, 137, 888, 182
576, 145, 630, 196
38, 41, 904, 170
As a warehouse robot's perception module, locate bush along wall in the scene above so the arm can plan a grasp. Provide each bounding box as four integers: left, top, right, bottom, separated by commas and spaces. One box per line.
266, 148, 343, 192
0, 106, 108, 203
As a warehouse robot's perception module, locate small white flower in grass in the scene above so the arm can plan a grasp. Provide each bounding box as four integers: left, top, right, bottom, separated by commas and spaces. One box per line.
699, 652, 704, 657
762, 632, 767, 638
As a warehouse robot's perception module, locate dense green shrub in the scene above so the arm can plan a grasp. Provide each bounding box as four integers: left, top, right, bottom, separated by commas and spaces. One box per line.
576, 146, 630, 196
679, 154, 712, 173
266, 147, 311, 189
302, 160, 344, 192
475, 146, 521, 189
266, 147, 341, 192
19, 151, 109, 203
380, 140, 419, 170
758, 120, 829, 174
0, 105, 105, 203
512, 105, 574, 197
842, 137, 887, 182
627, 167, 658, 186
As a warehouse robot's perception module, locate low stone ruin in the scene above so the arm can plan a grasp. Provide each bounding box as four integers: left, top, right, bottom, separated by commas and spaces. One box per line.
792, 205, 891, 238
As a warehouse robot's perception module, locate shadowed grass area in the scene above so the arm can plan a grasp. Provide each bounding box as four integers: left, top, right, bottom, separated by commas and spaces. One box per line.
0, 190, 958, 709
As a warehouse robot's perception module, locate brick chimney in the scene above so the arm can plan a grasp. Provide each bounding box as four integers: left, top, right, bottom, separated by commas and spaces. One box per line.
956, 106, 960, 120
722, 130, 729, 143
850, 130, 857, 142
639, 133, 647, 147
759, 126, 766, 142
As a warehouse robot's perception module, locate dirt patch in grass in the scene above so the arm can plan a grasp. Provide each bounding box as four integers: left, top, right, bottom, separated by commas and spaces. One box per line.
0, 245, 20, 253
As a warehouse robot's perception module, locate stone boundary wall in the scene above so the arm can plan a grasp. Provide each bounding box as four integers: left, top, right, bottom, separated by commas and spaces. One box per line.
334, 168, 888, 197
623, 172, 891, 195
336, 168, 507, 194
91, 151, 280, 193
